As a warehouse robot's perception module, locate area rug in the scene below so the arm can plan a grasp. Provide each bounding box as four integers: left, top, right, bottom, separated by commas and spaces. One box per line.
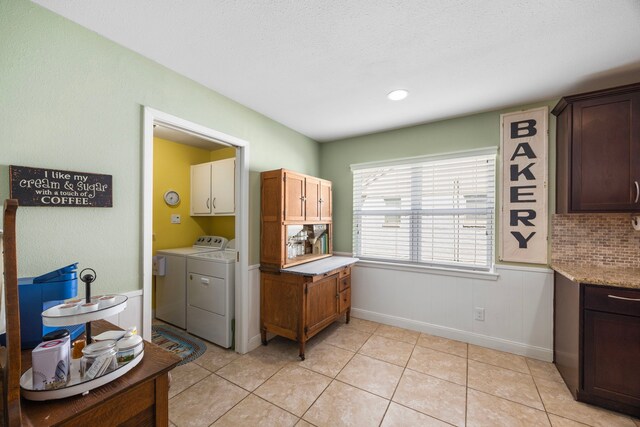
152, 324, 207, 366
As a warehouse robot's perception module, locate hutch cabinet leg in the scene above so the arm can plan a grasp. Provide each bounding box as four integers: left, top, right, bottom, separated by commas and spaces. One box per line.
261, 328, 268, 345
346, 308, 351, 324
298, 341, 306, 361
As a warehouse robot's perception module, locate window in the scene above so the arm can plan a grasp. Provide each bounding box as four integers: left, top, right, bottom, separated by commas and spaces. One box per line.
352, 149, 496, 271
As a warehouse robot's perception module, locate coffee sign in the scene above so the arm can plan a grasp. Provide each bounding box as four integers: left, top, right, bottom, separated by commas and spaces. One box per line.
499, 107, 548, 264
10, 165, 112, 207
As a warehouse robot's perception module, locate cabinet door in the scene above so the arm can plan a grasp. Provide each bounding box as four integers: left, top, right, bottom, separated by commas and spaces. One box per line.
305, 275, 339, 336
572, 93, 640, 211
305, 177, 320, 221
319, 180, 332, 220
583, 309, 640, 407
211, 158, 235, 214
284, 172, 306, 221
191, 163, 212, 215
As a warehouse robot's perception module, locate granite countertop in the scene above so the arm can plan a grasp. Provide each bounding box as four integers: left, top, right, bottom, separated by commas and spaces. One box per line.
281, 256, 359, 276
551, 263, 640, 289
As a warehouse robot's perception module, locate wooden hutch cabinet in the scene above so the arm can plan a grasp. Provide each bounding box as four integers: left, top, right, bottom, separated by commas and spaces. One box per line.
260, 169, 353, 360
261, 169, 333, 269
552, 82, 640, 213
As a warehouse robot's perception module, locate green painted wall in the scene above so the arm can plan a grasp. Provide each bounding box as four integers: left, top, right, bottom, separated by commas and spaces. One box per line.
0, 0, 319, 292
319, 101, 558, 266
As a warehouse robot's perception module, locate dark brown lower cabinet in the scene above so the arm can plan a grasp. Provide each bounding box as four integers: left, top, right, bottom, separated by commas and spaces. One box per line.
554, 272, 640, 417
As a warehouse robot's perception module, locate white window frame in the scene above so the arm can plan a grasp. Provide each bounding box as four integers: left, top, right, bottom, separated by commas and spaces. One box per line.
351, 147, 497, 272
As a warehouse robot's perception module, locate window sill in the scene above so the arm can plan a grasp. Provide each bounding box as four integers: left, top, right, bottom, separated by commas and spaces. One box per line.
335, 253, 499, 281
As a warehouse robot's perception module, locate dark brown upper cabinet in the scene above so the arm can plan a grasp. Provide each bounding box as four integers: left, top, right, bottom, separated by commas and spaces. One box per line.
552, 82, 640, 213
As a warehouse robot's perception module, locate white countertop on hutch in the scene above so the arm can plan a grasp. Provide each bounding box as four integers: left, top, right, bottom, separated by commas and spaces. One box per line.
280, 256, 359, 276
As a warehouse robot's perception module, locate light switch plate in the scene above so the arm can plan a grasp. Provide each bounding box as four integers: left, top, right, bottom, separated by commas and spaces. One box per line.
171, 214, 181, 224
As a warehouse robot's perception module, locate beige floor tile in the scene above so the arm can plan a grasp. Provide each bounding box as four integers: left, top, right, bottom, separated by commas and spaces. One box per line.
468, 344, 530, 374
194, 344, 241, 372
416, 333, 468, 358
216, 350, 288, 391
255, 364, 332, 416
466, 388, 550, 426
535, 376, 637, 427
358, 334, 414, 367
407, 345, 467, 386
322, 325, 371, 352
296, 342, 355, 377
303, 380, 389, 427
393, 369, 466, 427
381, 402, 451, 427
468, 360, 543, 410
168, 362, 211, 398
336, 354, 404, 399
526, 358, 564, 383
548, 414, 591, 426
212, 394, 299, 427
258, 336, 305, 361
295, 420, 316, 427
342, 316, 381, 334
169, 374, 248, 426
375, 324, 420, 344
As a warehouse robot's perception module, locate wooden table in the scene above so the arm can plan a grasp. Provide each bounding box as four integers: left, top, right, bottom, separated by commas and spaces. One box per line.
20, 320, 181, 426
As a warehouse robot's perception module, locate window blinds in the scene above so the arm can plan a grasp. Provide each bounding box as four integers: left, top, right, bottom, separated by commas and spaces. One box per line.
352, 151, 496, 270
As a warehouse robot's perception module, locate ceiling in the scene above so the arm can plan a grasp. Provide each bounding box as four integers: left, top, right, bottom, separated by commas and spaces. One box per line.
32, 0, 640, 142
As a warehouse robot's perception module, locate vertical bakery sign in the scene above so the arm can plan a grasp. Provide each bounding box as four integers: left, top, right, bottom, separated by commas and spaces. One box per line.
10, 165, 112, 207
499, 107, 548, 264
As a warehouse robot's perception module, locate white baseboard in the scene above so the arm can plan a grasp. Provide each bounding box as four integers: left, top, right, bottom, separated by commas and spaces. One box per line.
351, 308, 552, 361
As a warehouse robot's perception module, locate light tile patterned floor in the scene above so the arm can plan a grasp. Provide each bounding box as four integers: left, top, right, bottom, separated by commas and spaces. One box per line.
166, 316, 640, 427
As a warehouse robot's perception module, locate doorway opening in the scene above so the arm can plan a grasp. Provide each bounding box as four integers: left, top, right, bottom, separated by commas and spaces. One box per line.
142, 107, 250, 353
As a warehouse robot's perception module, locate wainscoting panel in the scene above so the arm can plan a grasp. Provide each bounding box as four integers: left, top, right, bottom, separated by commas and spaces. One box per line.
351, 263, 553, 361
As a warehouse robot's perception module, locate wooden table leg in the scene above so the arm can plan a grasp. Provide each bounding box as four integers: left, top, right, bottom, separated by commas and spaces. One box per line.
155, 373, 170, 426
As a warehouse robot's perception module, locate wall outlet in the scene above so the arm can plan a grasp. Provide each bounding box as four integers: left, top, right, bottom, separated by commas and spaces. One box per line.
170, 214, 181, 224
474, 307, 485, 321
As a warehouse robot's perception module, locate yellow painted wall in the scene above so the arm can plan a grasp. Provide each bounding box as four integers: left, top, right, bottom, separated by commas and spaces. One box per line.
152, 137, 212, 254
152, 139, 237, 308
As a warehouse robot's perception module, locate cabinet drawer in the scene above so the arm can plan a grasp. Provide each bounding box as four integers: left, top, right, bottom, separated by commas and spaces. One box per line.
584, 285, 640, 317
339, 276, 350, 292
339, 267, 351, 278
339, 287, 351, 313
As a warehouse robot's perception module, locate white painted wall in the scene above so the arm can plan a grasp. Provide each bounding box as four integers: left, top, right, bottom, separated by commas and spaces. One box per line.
351, 262, 553, 361
247, 264, 262, 351
103, 290, 143, 332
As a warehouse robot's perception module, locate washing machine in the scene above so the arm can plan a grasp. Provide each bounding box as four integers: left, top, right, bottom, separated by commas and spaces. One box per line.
154, 236, 228, 328
186, 246, 236, 348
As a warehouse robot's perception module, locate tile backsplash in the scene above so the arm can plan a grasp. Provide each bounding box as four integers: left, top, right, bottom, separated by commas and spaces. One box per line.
552, 214, 640, 268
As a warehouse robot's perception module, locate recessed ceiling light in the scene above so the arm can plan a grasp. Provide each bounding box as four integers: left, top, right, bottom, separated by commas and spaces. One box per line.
387, 89, 408, 101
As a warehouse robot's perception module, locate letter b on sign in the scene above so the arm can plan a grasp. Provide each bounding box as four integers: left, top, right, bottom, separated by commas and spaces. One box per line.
511, 120, 537, 139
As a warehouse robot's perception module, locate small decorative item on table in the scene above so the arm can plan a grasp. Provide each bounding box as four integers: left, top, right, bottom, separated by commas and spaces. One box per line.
31, 338, 70, 390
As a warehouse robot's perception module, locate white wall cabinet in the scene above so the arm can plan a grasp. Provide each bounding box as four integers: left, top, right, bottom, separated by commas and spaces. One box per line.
190, 158, 235, 216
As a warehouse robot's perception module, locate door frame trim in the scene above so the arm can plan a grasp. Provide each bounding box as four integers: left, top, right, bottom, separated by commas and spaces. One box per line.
142, 107, 250, 353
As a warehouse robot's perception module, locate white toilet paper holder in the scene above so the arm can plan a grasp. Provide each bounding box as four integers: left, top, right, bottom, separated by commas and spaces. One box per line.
632, 215, 640, 231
